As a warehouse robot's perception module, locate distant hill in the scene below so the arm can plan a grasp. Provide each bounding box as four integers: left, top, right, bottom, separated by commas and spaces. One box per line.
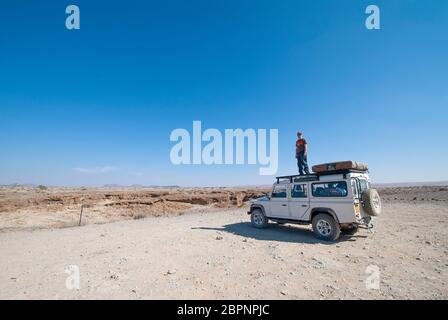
373, 181, 448, 188
102, 184, 180, 189
0, 183, 37, 188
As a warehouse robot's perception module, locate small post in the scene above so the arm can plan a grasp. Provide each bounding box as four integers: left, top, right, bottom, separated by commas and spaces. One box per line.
78, 204, 84, 226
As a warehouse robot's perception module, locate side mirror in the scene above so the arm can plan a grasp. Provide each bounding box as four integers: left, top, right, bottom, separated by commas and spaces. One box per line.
266, 192, 272, 199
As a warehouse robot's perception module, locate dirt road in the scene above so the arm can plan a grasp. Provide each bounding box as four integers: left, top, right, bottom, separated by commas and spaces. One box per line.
0, 201, 447, 299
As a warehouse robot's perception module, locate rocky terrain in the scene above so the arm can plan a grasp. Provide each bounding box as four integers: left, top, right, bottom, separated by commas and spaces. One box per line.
0, 187, 267, 231
376, 185, 448, 203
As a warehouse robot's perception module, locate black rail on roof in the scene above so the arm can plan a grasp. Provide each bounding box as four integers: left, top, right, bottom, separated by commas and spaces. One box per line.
275, 169, 368, 183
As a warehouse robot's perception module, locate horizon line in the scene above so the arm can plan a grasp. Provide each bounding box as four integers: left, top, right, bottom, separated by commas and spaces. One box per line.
2, 180, 448, 189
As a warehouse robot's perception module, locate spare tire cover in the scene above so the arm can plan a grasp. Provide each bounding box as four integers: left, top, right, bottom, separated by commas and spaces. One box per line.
361, 189, 381, 216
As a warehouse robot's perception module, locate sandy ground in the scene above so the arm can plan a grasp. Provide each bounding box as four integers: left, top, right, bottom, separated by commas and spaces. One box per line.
0, 191, 447, 299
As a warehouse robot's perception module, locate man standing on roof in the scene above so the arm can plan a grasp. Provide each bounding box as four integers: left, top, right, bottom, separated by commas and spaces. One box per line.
296, 131, 311, 175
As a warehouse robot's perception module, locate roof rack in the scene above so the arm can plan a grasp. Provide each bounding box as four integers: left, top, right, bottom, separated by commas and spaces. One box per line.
276, 174, 317, 183
275, 169, 368, 184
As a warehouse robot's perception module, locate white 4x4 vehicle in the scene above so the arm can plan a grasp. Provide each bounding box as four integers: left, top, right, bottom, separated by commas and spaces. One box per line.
248, 167, 381, 241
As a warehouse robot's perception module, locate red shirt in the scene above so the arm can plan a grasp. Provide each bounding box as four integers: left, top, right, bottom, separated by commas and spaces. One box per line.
296, 138, 307, 154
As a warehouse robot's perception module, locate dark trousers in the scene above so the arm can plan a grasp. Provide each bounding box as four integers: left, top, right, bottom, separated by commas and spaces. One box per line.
297, 153, 310, 175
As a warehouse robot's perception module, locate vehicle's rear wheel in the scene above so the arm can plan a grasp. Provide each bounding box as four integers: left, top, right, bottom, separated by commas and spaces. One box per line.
312, 214, 341, 241
251, 208, 268, 229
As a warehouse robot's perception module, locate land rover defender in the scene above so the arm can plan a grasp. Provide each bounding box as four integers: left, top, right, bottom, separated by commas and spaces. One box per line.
248, 163, 381, 241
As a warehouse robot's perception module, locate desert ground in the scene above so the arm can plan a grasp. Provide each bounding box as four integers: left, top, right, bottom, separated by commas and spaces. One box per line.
0, 185, 447, 299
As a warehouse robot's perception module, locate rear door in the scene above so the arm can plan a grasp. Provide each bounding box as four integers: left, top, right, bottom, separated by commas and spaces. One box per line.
289, 183, 310, 220
269, 184, 290, 218
353, 177, 371, 218
351, 178, 362, 219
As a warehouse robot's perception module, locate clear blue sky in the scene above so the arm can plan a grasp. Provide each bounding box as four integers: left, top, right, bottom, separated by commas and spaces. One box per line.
1, 1, 447, 187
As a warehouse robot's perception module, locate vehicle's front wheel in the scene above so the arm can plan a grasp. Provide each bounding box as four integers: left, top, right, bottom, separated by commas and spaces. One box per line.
251, 208, 268, 229
312, 214, 341, 241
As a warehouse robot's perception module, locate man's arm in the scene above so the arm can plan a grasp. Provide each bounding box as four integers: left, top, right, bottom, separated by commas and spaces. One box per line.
303, 141, 308, 157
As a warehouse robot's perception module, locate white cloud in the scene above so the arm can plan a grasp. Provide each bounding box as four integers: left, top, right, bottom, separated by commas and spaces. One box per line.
73, 166, 118, 174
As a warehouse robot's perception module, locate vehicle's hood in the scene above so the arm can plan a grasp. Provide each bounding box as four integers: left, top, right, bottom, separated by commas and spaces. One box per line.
251, 196, 269, 203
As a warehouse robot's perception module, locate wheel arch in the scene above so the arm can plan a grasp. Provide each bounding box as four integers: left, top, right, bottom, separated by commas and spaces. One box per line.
310, 207, 340, 223
249, 204, 266, 216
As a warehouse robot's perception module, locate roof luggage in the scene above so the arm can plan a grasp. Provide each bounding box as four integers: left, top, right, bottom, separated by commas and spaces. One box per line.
312, 161, 368, 173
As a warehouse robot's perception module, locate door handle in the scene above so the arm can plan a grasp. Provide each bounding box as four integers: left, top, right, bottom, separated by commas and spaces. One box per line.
281, 204, 287, 207
301, 205, 308, 207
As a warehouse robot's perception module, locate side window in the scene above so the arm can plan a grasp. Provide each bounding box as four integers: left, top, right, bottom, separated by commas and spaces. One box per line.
271, 184, 287, 198
291, 184, 307, 198
358, 179, 370, 193
312, 181, 348, 197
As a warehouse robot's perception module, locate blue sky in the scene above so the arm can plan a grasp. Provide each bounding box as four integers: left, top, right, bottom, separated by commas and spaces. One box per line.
0, 0, 447, 186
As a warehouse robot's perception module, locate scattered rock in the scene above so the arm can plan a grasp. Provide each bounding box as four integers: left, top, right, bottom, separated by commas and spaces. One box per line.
312, 258, 325, 269
326, 284, 339, 291
110, 274, 119, 280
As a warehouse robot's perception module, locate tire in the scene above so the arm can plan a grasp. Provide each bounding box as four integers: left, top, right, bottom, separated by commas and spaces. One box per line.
312, 214, 341, 241
251, 208, 268, 229
362, 189, 381, 216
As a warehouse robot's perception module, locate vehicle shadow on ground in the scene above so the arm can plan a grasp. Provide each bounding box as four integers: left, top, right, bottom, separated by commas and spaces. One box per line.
192, 222, 362, 244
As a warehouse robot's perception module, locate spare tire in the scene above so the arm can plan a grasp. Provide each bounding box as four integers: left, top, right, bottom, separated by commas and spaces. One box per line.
362, 189, 381, 216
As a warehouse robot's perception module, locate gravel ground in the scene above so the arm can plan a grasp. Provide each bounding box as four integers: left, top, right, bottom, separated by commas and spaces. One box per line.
0, 201, 447, 299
